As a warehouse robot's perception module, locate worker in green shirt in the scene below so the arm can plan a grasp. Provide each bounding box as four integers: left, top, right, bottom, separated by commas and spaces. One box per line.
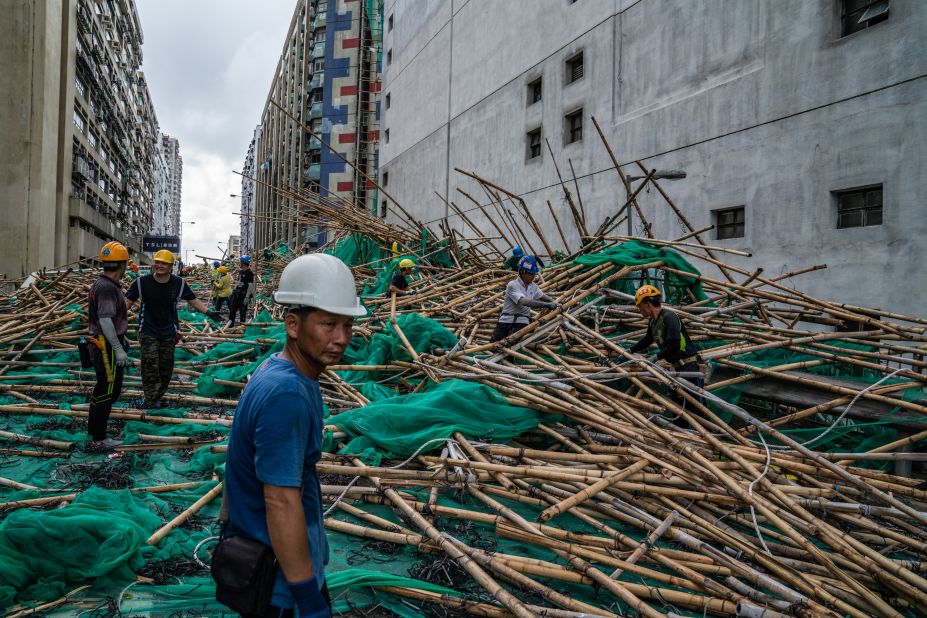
630, 284, 704, 410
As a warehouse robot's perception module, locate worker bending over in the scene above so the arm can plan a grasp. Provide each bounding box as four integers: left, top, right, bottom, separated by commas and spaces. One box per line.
630, 284, 704, 407
490, 256, 558, 342
388, 258, 414, 296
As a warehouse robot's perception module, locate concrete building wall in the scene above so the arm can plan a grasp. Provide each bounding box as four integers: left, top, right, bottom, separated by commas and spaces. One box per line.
380, 0, 927, 317
0, 0, 67, 277
0, 0, 163, 276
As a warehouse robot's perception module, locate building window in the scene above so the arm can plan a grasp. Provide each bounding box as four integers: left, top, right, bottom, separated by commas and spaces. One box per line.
316, 31, 325, 43
73, 110, 85, 133
564, 109, 582, 144
383, 171, 389, 186
387, 49, 392, 66
384, 128, 390, 144
380, 200, 388, 218
527, 77, 542, 105
388, 13, 394, 32
88, 131, 96, 148
835, 185, 882, 228
566, 51, 584, 84
526, 127, 542, 159
385, 92, 391, 109
842, 0, 889, 37
314, 59, 324, 72
715, 206, 745, 239
75, 76, 86, 98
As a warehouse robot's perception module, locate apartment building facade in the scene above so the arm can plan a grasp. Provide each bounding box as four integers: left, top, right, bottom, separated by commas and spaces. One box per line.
239, 125, 261, 255
160, 134, 182, 237
1, 0, 164, 276
250, 0, 382, 253
379, 0, 926, 317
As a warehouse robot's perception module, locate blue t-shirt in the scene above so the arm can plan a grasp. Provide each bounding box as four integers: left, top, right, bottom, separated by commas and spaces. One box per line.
225, 354, 328, 608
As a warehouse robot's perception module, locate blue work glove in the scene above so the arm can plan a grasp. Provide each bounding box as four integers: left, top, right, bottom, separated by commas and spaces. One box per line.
288, 579, 331, 618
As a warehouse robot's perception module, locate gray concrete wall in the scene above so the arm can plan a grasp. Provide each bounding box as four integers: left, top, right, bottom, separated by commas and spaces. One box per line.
380, 0, 927, 318
0, 0, 66, 278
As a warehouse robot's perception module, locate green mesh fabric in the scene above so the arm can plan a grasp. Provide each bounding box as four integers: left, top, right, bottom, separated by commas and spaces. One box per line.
338, 313, 458, 385
360, 255, 418, 297
333, 379, 550, 465
324, 232, 386, 268
572, 240, 708, 305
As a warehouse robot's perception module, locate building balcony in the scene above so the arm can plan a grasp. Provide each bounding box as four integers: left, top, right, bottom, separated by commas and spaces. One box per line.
308, 136, 322, 151
308, 74, 322, 91
304, 164, 321, 181
313, 12, 326, 29
311, 41, 325, 59
309, 101, 323, 120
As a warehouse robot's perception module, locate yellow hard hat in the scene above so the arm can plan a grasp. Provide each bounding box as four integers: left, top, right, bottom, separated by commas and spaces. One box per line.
100, 241, 129, 262
399, 258, 414, 269
153, 250, 175, 264
217, 265, 228, 273
634, 284, 661, 306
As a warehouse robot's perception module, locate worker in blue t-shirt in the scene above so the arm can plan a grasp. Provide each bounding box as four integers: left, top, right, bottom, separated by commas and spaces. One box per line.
125, 250, 214, 408
223, 254, 365, 618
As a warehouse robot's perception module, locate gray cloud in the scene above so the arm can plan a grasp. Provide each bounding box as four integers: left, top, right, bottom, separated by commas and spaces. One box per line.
136, 0, 295, 259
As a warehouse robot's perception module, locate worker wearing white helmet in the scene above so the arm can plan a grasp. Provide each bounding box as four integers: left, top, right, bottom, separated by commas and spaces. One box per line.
221, 254, 363, 618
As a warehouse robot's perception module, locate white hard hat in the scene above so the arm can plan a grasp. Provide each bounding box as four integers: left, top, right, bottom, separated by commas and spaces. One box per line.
273, 253, 366, 316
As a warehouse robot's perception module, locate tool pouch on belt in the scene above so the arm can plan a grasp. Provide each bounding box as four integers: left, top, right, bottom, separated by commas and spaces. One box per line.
211, 534, 277, 616
77, 337, 94, 369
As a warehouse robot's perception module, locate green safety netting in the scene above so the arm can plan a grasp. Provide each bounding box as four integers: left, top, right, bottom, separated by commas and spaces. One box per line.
572, 240, 708, 305
324, 231, 386, 269
339, 312, 458, 385
333, 379, 551, 465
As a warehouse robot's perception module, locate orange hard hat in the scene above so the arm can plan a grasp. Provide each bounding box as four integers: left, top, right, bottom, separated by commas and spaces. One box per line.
100, 241, 129, 262
634, 284, 661, 306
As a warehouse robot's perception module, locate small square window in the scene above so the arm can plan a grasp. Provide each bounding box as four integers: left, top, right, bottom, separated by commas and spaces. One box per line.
566, 51, 584, 84
388, 13, 394, 32
564, 109, 582, 144
526, 127, 542, 160
835, 185, 882, 228
527, 77, 542, 105
715, 206, 745, 239
841, 0, 889, 37
385, 92, 391, 109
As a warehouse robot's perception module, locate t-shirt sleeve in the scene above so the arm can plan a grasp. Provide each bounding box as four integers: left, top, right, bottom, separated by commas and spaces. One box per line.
95, 284, 120, 319
125, 279, 140, 301
507, 281, 526, 305
179, 278, 196, 301
253, 389, 312, 487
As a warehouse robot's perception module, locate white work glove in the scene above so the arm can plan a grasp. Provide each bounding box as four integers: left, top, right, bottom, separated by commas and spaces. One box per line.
113, 345, 129, 368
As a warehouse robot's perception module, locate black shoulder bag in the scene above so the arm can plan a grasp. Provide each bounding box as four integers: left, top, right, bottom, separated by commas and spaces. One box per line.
211, 489, 278, 616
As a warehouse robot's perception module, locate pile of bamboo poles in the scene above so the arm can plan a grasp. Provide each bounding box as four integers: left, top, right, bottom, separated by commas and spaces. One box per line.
1, 121, 926, 616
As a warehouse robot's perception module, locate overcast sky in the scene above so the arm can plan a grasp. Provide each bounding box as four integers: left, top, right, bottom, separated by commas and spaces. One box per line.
136, 1, 295, 262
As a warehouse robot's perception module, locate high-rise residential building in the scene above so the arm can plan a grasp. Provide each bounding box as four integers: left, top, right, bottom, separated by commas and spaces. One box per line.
250, 0, 382, 253
0, 0, 163, 276
239, 125, 261, 255
380, 1, 927, 317
227, 235, 241, 258
160, 134, 183, 237
152, 146, 171, 234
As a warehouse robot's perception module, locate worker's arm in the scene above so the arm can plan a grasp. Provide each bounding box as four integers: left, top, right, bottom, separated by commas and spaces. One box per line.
265, 484, 313, 580
188, 298, 210, 314
629, 326, 654, 354
98, 317, 129, 367
265, 485, 330, 616
517, 297, 551, 309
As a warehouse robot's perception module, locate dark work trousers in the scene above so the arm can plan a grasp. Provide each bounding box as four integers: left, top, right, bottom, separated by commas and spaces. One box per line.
87, 338, 125, 441
140, 333, 176, 405
228, 292, 249, 326
213, 295, 230, 312
672, 361, 705, 412
257, 583, 332, 618
489, 319, 530, 342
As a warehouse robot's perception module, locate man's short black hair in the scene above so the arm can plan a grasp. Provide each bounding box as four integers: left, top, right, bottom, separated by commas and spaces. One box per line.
284, 306, 317, 319
102, 261, 125, 271
641, 295, 662, 307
